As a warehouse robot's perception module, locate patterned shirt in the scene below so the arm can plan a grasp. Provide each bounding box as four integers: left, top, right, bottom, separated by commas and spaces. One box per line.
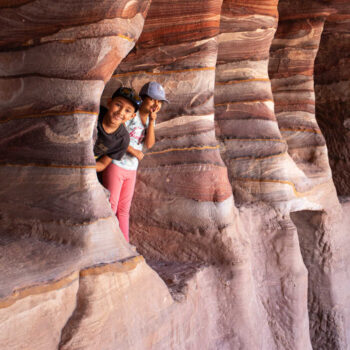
112, 111, 152, 170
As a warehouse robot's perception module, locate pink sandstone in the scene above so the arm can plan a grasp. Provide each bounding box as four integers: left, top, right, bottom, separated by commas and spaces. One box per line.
0, 0, 350, 349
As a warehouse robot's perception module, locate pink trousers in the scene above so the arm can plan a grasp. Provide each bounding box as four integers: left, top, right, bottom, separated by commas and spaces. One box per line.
102, 163, 137, 242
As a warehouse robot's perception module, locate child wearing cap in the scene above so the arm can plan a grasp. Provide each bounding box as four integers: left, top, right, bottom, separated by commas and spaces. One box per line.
103, 81, 168, 242
94, 87, 142, 172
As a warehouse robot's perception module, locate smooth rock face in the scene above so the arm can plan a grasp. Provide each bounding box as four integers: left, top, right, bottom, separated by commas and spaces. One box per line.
1, 0, 350, 349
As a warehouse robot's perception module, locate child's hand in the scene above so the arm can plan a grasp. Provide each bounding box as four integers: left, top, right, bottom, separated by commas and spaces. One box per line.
150, 101, 161, 121
134, 150, 144, 161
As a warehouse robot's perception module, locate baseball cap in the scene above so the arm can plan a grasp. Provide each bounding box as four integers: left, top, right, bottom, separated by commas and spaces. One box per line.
112, 87, 143, 112
139, 82, 169, 103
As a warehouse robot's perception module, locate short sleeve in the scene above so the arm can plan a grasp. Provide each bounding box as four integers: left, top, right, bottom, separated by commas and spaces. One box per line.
107, 131, 130, 160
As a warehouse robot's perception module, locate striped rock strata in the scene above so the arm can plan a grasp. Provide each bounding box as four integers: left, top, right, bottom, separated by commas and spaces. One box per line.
268, 0, 340, 213
0, 0, 151, 265
105, 0, 237, 263
216, 0, 339, 213
269, 1, 350, 348
102, 0, 344, 349
215, 0, 282, 205
103, 2, 271, 347
214, 1, 312, 349
1, 0, 350, 349
0, 1, 171, 349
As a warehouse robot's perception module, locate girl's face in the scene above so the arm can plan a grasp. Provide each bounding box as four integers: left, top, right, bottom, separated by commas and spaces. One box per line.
141, 96, 162, 113
107, 97, 136, 126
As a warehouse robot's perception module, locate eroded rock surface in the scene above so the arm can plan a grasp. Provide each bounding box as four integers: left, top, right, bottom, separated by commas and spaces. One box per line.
314, 4, 350, 196
1, 0, 350, 349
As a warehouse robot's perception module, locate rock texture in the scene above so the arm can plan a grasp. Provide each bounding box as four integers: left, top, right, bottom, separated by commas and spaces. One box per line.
268, 4, 350, 347
269, 1, 339, 211
105, 0, 239, 265
314, 3, 350, 196
0, 0, 153, 265
0, 1, 165, 349
1, 0, 350, 349
215, 0, 281, 204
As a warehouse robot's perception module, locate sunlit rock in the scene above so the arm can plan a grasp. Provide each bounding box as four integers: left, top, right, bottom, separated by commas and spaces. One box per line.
1, 0, 350, 349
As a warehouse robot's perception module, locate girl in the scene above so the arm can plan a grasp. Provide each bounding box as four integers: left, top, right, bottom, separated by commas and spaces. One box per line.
102, 82, 168, 241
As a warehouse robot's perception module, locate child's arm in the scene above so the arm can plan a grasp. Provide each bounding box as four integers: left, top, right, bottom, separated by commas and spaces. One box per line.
96, 155, 112, 172
144, 102, 160, 149
127, 145, 144, 161
144, 119, 155, 149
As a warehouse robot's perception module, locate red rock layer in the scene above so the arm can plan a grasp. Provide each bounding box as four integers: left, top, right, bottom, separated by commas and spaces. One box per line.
103, 0, 237, 260
0, 0, 150, 302
214, 2, 319, 349
215, 1, 283, 206
102, 3, 270, 347
0, 1, 150, 49
1, 1, 350, 349
216, 0, 339, 212
136, 0, 222, 48
269, 1, 350, 348
269, 4, 331, 185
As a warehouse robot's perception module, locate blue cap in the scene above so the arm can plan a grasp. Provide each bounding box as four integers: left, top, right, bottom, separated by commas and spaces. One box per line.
140, 82, 169, 103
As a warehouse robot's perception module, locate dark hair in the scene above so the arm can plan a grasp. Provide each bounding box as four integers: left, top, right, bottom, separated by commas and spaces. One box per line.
112, 87, 142, 112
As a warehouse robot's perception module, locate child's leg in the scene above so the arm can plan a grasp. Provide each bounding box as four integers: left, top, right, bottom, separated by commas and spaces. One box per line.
117, 169, 137, 242
102, 163, 124, 214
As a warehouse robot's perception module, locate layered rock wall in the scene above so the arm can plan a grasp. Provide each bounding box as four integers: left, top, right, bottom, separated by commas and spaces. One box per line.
269, 1, 339, 211
0, 2, 170, 349
1, 0, 350, 349
215, 1, 281, 204
0, 0, 152, 266
269, 1, 350, 348
314, 4, 350, 196
105, 0, 239, 264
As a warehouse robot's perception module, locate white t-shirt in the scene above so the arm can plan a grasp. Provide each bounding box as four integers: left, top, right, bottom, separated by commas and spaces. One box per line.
112, 111, 150, 170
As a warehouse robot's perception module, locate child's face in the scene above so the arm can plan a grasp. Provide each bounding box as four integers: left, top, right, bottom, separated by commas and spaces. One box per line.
141, 96, 163, 113
107, 97, 136, 125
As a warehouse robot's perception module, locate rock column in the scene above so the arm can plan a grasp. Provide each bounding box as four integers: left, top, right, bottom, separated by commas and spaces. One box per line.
0, 2, 155, 349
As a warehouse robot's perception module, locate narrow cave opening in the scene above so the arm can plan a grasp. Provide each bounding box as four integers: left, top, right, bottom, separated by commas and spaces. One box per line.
97, 78, 210, 295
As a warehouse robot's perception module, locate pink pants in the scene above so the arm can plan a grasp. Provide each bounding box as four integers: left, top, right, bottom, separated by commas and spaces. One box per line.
102, 163, 137, 242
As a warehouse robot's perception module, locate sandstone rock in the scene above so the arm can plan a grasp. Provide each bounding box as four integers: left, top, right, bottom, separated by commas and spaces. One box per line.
1, 0, 350, 349
314, 7, 350, 196
0, 0, 151, 265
